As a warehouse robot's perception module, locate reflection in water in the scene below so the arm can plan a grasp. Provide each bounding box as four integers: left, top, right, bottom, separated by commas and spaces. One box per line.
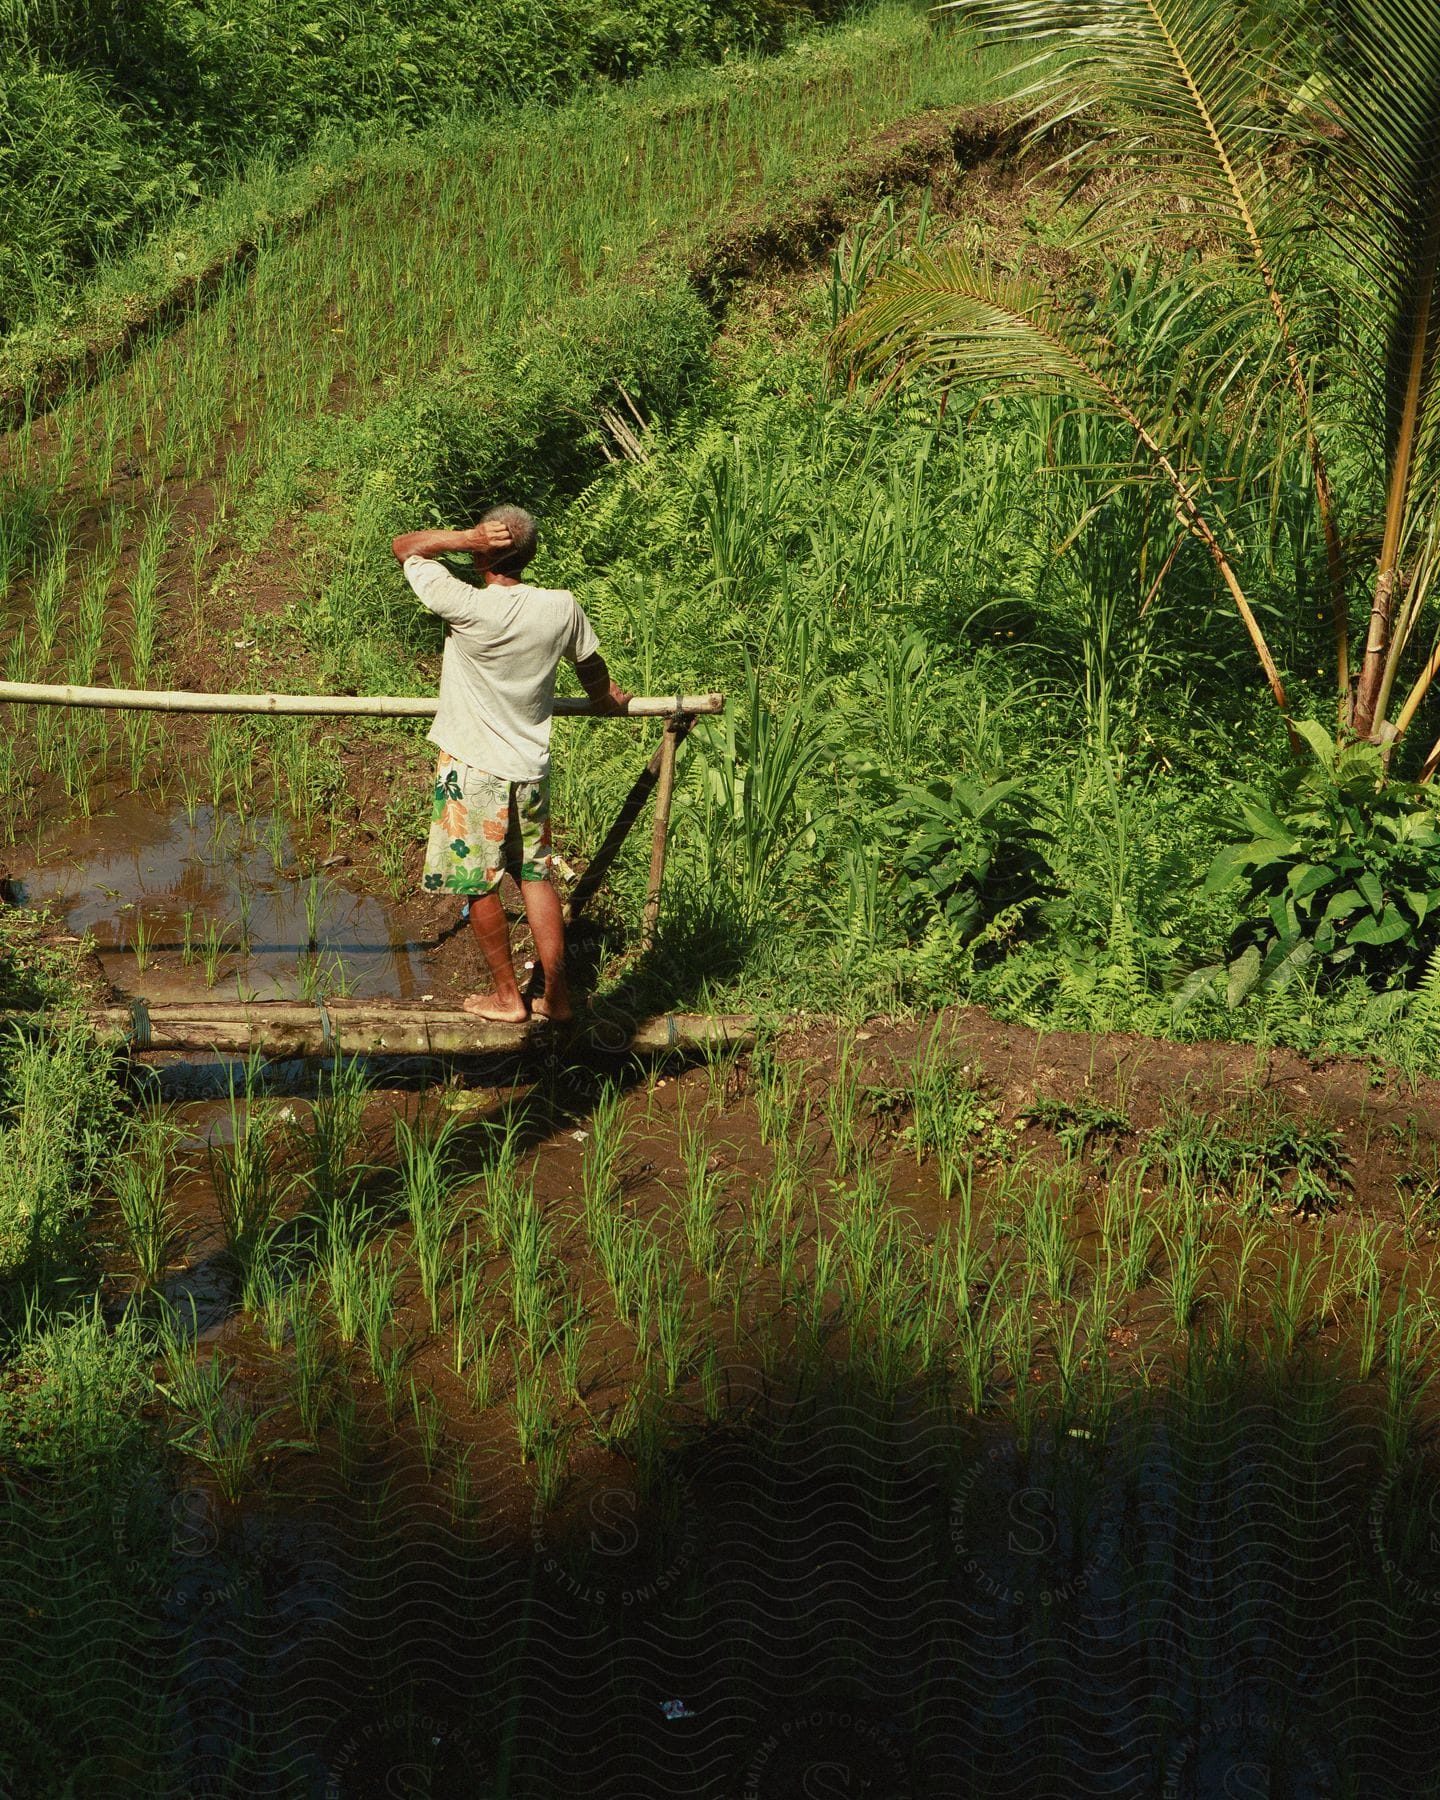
14, 796, 429, 1002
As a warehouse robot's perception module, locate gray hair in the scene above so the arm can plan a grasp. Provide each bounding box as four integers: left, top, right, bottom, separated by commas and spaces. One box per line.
480, 503, 538, 576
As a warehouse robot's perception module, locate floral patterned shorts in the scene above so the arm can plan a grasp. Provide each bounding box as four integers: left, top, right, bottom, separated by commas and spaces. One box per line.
422, 754, 552, 895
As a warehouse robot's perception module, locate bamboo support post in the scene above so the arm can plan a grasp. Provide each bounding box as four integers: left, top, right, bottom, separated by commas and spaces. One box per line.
561, 735, 671, 928
0, 680, 724, 720
0, 1001, 754, 1059
642, 714, 689, 948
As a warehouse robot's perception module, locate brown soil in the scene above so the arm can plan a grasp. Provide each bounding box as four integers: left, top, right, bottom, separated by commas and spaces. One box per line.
94, 999, 1440, 1553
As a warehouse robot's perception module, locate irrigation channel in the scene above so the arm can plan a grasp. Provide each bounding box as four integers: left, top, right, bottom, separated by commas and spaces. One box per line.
8, 684, 1440, 1792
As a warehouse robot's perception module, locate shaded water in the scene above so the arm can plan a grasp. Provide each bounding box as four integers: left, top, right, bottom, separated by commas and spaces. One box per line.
13, 794, 430, 1001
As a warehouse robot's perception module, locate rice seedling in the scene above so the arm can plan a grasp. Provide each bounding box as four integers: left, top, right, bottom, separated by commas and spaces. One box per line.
821, 1030, 869, 1177
551, 1291, 593, 1403
122, 712, 155, 790
796, 1211, 841, 1356
862, 1236, 926, 1399
1158, 1200, 1210, 1339
1116, 1177, 1159, 1294
128, 502, 171, 682
501, 1188, 557, 1362
1051, 1298, 1091, 1411
289, 1282, 334, 1436
1232, 1215, 1268, 1305
358, 1251, 410, 1418
835, 1190, 892, 1320
158, 1336, 305, 1504
510, 1350, 561, 1464
590, 1202, 653, 1332
177, 762, 202, 827
580, 1078, 628, 1225
240, 1231, 293, 1343
263, 806, 288, 872
449, 1443, 477, 1523
302, 874, 326, 951
1381, 1289, 1437, 1466
677, 1108, 728, 1275
775, 1213, 805, 1303
408, 1380, 445, 1477
651, 1257, 696, 1394
751, 1047, 809, 1148
465, 1319, 508, 1412
128, 910, 153, 974
1002, 1272, 1043, 1449
887, 1035, 1011, 1192
209, 1065, 283, 1285
447, 1229, 488, 1374
479, 1114, 532, 1251
31, 545, 68, 664
1020, 1172, 1078, 1305
318, 1217, 369, 1346
288, 1050, 371, 1222
699, 1331, 725, 1421
394, 1109, 464, 1333
743, 1160, 791, 1272
1316, 1234, 1350, 1328
199, 916, 232, 987
1265, 1241, 1319, 1363
109, 1109, 184, 1292
333, 1388, 363, 1483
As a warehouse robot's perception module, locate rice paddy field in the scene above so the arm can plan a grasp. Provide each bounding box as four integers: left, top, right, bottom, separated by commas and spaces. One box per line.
6, 2, 1440, 1794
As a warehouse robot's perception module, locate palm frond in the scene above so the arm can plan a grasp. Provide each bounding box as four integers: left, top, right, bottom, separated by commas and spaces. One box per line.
950, 0, 1291, 237
831, 249, 1292, 717
948, 0, 1350, 701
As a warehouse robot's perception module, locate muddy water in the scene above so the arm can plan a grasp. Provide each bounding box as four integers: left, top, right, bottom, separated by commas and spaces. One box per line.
13, 794, 430, 1002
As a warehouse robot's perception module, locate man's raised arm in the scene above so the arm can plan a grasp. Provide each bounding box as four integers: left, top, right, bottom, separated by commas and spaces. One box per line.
391, 521, 512, 562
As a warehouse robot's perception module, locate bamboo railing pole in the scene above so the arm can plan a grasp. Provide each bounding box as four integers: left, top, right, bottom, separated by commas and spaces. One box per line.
0, 680, 724, 719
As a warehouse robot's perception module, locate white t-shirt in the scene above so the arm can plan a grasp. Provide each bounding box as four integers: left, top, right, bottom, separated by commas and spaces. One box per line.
404, 555, 599, 782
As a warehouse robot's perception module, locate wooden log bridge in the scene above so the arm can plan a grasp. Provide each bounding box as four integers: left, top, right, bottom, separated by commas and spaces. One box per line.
29, 1000, 756, 1059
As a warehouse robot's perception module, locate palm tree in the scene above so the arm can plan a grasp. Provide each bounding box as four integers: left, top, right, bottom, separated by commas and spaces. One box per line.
832, 0, 1440, 775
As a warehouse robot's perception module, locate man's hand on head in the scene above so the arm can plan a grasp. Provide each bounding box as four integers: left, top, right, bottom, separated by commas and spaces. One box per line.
464, 520, 514, 558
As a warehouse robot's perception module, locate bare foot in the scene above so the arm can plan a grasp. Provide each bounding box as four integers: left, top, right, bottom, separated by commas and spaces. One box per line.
462, 993, 530, 1022
531, 995, 575, 1024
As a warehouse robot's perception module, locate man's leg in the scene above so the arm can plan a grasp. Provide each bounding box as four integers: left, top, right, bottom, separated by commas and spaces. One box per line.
519, 877, 572, 1022
463, 890, 529, 1021
515, 773, 572, 1022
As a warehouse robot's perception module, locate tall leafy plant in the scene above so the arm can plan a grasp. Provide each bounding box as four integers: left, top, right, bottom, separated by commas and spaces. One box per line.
1204, 721, 1440, 1000
831, 0, 1440, 772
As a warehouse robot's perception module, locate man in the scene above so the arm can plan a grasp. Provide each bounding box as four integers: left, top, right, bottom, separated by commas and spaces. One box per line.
391, 504, 629, 1023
